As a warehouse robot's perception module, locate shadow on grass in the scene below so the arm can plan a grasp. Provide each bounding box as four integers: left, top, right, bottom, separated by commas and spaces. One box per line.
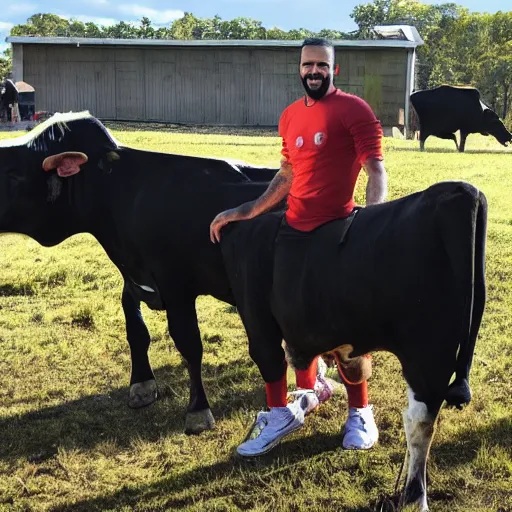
50, 431, 347, 512
45, 417, 512, 512
0, 360, 264, 464
431, 415, 512, 467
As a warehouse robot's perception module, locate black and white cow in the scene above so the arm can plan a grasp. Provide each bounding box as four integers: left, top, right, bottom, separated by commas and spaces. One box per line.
220, 180, 487, 511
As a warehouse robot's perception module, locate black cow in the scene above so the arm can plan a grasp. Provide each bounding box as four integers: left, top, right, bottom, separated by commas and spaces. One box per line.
220, 181, 487, 511
0, 111, 280, 434
0, 79, 19, 121
410, 85, 512, 152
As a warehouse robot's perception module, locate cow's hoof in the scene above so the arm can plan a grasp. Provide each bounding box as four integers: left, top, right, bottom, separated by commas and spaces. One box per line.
399, 492, 429, 512
184, 409, 215, 435
128, 380, 158, 408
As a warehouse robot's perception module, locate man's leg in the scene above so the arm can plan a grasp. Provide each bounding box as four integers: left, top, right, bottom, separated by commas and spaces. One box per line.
336, 353, 379, 450
238, 359, 307, 457
236, 309, 306, 457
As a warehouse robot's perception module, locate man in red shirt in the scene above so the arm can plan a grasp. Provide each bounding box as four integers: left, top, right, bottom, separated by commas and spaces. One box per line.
210, 38, 387, 457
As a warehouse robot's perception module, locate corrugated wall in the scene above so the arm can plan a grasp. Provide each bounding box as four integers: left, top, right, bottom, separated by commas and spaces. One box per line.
21, 44, 408, 126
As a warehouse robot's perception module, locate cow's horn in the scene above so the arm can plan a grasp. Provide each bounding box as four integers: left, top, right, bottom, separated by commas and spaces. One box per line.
42, 152, 88, 172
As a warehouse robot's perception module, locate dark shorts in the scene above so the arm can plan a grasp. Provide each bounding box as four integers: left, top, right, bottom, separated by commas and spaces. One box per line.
273, 208, 361, 329
275, 208, 361, 267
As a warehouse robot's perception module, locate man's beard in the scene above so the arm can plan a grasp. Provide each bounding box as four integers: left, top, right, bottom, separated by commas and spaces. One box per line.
301, 73, 332, 100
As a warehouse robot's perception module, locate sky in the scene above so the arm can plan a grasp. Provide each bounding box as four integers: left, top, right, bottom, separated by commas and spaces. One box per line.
1, 0, 510, 54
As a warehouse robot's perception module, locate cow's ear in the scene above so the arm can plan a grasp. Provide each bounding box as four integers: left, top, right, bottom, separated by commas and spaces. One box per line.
42, 152, 88, 178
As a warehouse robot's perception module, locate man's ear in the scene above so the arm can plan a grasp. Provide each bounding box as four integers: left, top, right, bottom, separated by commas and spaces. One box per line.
334, 64, 340, 76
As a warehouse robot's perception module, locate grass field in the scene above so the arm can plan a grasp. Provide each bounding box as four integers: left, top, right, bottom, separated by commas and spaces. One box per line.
0, 124, 511, 512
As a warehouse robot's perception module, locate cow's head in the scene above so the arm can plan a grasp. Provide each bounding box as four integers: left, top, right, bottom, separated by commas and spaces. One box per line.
482, 109, 512, 147
0, 111, 120, 244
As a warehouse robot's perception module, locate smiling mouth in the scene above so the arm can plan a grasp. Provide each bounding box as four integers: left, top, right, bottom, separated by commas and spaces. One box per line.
307, 79, 322, 88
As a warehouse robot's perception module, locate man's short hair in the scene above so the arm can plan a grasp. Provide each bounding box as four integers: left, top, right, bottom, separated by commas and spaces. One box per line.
300, 37, 335, 64
301, 37, 333, 50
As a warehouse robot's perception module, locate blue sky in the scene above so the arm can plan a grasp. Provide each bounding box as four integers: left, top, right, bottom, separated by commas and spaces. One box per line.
1, 0, 510, 54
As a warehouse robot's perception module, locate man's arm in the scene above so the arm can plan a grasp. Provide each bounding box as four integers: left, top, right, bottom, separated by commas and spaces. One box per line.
209, 159, 293, 243
363, 158, 388, 205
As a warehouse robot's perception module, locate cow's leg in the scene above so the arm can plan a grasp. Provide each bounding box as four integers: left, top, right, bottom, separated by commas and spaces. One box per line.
418, 128, 428, 151
166, 300, 214, 435
400, 387, 440, 512
123, 284, 158, 408
450, 133, 459, 151
459, 132, 468, 152
398, 343, 454, 511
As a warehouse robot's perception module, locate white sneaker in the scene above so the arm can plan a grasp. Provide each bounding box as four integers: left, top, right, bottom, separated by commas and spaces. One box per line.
287, 389, 319, 416
342, 405, 379, 450
237, 401, 305, 457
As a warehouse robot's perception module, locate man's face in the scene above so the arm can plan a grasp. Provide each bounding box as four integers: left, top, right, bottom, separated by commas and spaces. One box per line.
300, 45, 334, 100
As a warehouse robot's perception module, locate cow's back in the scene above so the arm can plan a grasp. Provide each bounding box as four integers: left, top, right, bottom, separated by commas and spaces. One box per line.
100, 147, 275, 303
273, 195, 445, 350
222, 183, 472, 360
411, 86, 484, 135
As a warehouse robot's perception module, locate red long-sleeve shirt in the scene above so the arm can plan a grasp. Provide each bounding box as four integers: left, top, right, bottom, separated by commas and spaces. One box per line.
279, 89, 383, 231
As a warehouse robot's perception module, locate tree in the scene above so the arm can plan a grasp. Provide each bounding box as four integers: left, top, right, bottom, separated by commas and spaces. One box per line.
84, 22, 102, 38
217, 17, 266, 39
286, 28, 315, 40
102, 21, 138, 39
429, 11, 512, 119
478, 42, 512, 118
350, 0, 467, 89
138, 17, 155, 39
67, 19, 87, 37
169, 12, 200, 39
266, 27, 290, 40
317, 29, 355, 40
10, 13, 72, 37
0, 49, 12, 82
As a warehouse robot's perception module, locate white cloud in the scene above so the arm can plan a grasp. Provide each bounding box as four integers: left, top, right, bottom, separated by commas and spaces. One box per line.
7, 3, 37, 15
0, 22, 13, 54
0, 22, 14, 32
117, 5, 184, 25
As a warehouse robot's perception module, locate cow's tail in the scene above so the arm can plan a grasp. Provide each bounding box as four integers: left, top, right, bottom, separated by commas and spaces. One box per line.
439, 184, 487, 409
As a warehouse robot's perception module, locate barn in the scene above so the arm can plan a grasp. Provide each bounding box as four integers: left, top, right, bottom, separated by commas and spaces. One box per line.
6, 25, 423, 133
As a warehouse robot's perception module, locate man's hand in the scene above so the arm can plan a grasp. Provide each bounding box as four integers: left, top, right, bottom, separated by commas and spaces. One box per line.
210, 160, 293, 244
210, 206, 250, 243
